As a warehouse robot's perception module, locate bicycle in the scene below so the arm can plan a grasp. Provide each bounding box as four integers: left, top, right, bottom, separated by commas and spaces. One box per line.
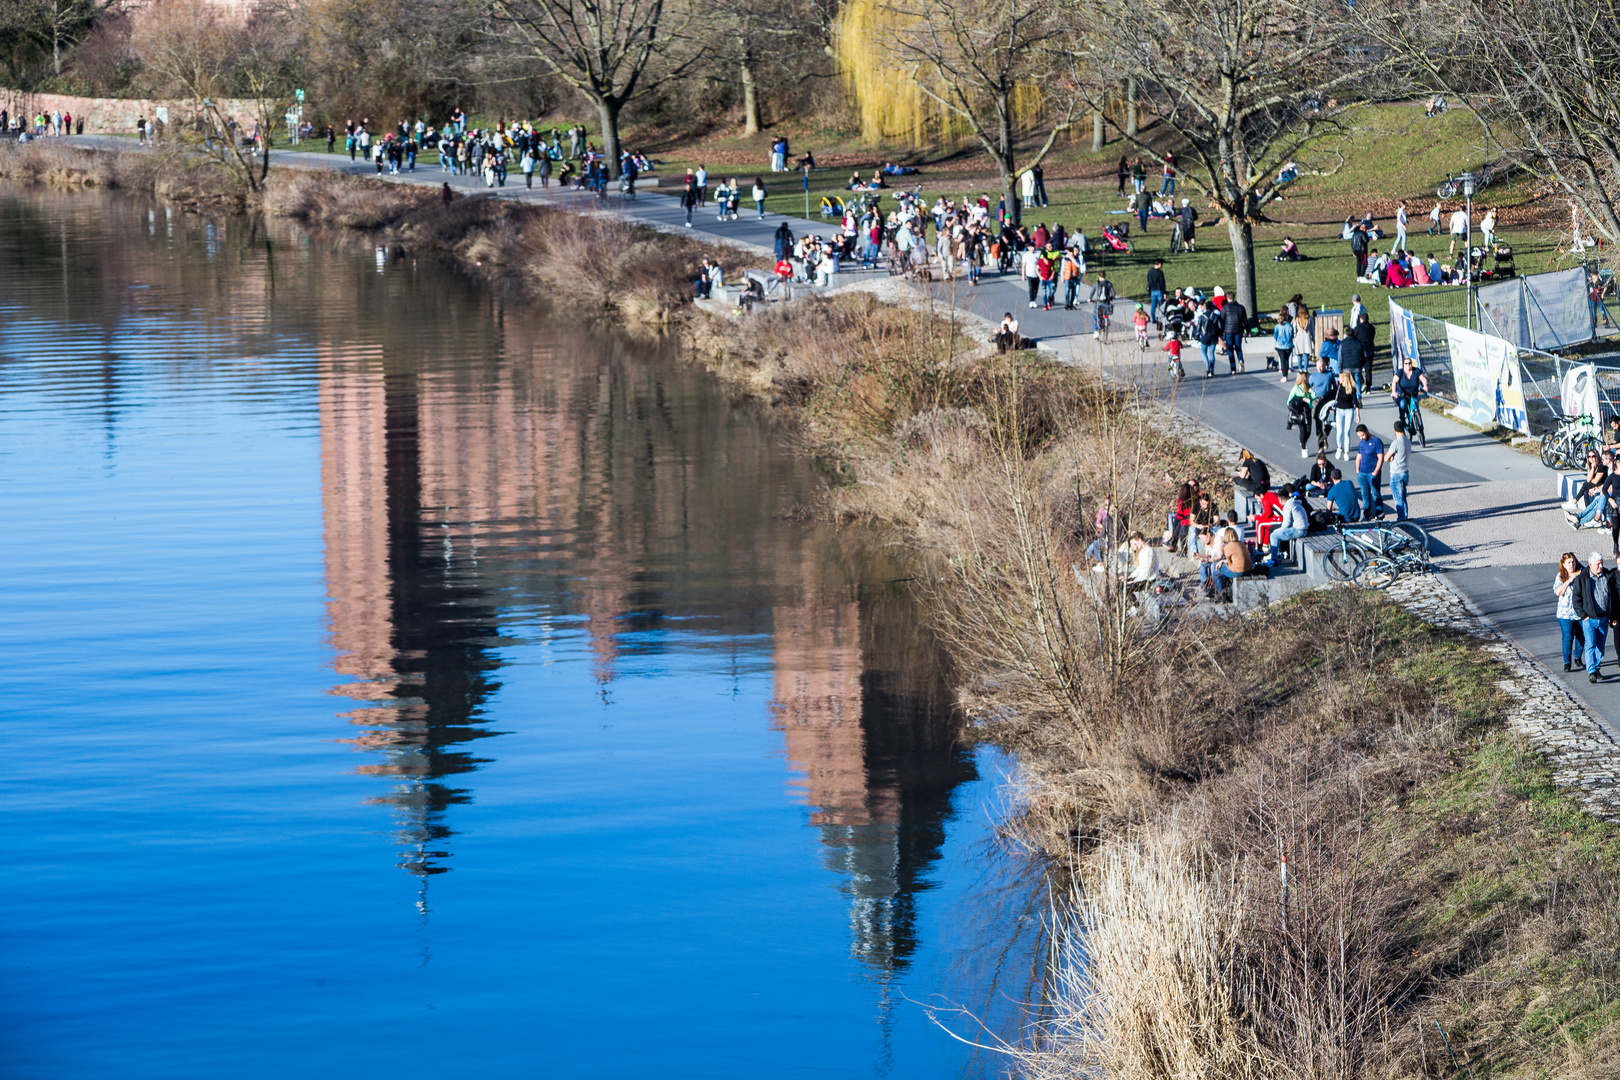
1353, 531, 1433, 588
1322, 521, 1429, 582
1438, 173, 1460, 199
1396, 391, 1427, 448
1539, 414, 1601, 470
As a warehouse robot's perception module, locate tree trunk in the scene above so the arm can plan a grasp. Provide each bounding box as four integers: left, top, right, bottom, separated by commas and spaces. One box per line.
1092, 108, 1104, 152
1125, 78, 1138, 137
1227, 213, 1257, 322
740, 51, 760, 135
597, 97, 623, 178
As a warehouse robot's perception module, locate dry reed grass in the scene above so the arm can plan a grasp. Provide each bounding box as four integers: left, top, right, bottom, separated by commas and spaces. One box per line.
700, 293, 1620, 1078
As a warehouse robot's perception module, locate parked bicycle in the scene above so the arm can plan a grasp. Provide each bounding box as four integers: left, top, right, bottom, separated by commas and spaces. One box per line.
1322, 521, 1430, 584
1540, 414, 1601, 470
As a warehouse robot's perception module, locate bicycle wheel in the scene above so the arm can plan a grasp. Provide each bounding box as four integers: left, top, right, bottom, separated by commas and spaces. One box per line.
1354, 555, 1400, 590
1575, 434, 1601, 464
1438, 182, 1456, 199
1541, 433, 1558, 468
1324, 546, 1366, 581
1410, 399, 1426, 448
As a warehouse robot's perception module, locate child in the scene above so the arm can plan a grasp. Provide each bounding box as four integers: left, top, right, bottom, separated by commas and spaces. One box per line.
1133, 303, 1151, 350
1165, 335, 1185, 380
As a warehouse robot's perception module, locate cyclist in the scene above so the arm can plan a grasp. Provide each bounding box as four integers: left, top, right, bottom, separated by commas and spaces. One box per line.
1392, 358, 1428, 429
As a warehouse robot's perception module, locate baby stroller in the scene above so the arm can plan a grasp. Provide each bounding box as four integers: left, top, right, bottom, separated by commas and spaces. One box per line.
1492, 244, 1516, 279
1101, 223, 1132, 253
819, 194, 845, 219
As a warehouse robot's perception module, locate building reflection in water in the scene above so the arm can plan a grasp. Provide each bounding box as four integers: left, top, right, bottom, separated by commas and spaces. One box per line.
315, 293, 975, 972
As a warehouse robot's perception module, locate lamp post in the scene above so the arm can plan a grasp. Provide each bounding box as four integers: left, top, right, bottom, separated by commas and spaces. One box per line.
1460, 171, 1476, 330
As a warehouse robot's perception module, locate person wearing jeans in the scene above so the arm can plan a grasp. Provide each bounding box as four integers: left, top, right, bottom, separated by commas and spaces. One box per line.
1266, 486, 1309, 563
1354, 424, 1385, 518
1555, 553, 1585, 673
1573, 552, 1619, 682
1384, 420, 1412, 520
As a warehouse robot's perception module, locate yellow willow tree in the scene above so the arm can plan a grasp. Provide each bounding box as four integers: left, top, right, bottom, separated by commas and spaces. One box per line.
838, 0, 1081, 213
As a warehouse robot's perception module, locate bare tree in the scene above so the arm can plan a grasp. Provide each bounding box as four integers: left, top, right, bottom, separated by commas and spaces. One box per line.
488, 0, 705, 175
1365, 0, 1620, 259
875, 0, 1081, 215
131, 1, 289, 195
1071, 0, 1401, 316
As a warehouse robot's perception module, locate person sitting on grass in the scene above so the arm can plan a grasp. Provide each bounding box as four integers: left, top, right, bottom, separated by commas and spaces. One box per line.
1126, 531, 1160, 593
1386, 253, 1412, 287
1275, 236, 1304, 262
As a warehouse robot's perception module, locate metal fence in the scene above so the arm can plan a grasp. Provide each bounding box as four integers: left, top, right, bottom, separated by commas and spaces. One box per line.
1404, 308, 1620, 436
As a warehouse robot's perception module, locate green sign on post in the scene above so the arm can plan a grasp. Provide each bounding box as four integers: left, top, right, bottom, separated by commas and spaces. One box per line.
295, 89, 305, 102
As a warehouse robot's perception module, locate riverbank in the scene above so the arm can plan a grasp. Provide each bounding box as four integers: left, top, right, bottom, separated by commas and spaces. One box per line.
5, 148, 1616, 1076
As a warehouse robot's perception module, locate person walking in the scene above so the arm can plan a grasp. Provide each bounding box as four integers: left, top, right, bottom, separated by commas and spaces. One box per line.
1273, 308, 1295, 379
1160, 153, 1176, 196
1555, 552, 1587, 672
1395, 202, 1409, 252
1021, 244, 1042, 308
1573, 551, 1619, 682
1032, 164, 1048, 207
1354, 423, 1386, 518
1196, 300, 1221, 377
1352, 311, 1377, 392
1221, 295, 1247, 373
1349, 222, 1370, 278
752, 177, 767, 219
521, 148, 535, 188
1146, 259, 1166, 322
1131, 159, 1145, 193
1448, 203, 1469, 256
1384, 419, 1413, 519
1480, 207, 1498, 249
681, 179, 699, 226
1332, 372, 1361, 460
1286, 374, 1315, 457
1116, 155, 1129, 196
695, 164, 708, 206
537, 152, 551, 188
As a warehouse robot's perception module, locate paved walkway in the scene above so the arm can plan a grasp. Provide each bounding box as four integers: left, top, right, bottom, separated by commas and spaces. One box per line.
65, 136, 1620, 744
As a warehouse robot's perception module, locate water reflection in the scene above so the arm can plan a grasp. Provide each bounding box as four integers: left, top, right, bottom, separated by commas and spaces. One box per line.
306, 260, 976, 972
0, 187, 1023, 1076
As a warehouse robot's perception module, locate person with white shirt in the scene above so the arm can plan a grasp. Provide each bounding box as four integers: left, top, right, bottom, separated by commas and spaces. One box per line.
1395, 203, 1409, 251
1480, 207, 1497, 249
1449, 205, 1470, 255
1021, 245, 1041, 307
695, 165, 708, 206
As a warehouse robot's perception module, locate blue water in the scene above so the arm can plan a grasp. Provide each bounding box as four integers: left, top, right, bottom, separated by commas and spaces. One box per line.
0, 192, 1037, 1077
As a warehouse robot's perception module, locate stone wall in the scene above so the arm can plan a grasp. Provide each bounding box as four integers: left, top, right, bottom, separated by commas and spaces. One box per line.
0, 91, 263, 135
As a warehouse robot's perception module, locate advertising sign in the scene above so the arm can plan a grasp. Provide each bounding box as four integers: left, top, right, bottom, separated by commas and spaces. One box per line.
1389, 299, 1420, 367
1562, 363, 1600, 421
1446, 323, 1529, 434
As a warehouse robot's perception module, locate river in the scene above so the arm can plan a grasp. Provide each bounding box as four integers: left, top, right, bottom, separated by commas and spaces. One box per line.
0, 189, 1042, 1078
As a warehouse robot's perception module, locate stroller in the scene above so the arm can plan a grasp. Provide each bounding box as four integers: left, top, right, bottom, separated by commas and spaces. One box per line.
819, 194, 845, 219
1101, 223, 1132, 253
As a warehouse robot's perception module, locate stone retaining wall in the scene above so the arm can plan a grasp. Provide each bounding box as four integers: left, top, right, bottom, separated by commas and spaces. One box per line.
0, 91, 262, 135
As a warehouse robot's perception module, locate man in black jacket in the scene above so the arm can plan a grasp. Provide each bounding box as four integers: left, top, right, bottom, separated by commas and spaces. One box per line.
1350, 223, 1370, 278
1573, 551, 1619, 681
1221, 298, 1247, 374
1147, 260, 1167, 322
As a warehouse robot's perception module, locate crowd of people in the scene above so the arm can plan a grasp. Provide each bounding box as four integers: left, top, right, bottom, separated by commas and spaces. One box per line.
1, 108, 83, 138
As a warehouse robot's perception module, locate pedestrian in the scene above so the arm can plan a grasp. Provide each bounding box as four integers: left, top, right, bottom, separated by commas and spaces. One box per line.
681, 179, 699, 226
1177, 198, 1197, 252
1032, 163, 1048, 207
1384, 419, 1413, 519
1352, 312, 1376, 392
695, 163, 708, 206
1350, 222, 1370, 278
1449, 203, 1469, 256
1146, 259, 1166, 322
1221, 295, 1247, 373
1395, 202, 1409, 251
1354, 423, 1385, 518
1131, 159, 1145, 193
1573, 551, 1619, 682
1333, 372, 1361, 460
752, 177, 767, 219
1022, 244, 1041, 307
521, 147, 535, 188
1480, 206, 1498, 249
1555, 552, 1587, 672
1196, 300, 1221, 376
1272, 307, 1295, 377
1116, 155, 1129, 196
1160, 153, 1176, 196
1286, 374, 1315, 456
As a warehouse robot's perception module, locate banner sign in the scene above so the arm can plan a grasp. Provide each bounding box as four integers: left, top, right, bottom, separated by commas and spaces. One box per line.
1446, 323, 1529, 434
1388, 299, 1420, 367
1562, 363, 1600, 420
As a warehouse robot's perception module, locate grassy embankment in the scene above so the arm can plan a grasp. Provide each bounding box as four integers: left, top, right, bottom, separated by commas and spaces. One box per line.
4, 138, 1613, 1074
